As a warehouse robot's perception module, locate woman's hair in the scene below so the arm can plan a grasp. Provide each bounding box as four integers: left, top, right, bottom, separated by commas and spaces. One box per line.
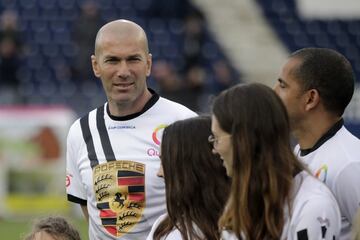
24, 216, 81, 240
153, 116, 230, 240
213, 83, 305, 240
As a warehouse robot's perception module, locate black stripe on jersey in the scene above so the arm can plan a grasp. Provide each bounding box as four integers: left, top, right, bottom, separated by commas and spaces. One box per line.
118, 171, 144, 177
129, 186, 145, 192
101, 218, 117, 225
97, 202, 110, 210
297, 229, 308, 240
80, 114, 99, 168
67, 194, 87, 206
96, 105, 116, 161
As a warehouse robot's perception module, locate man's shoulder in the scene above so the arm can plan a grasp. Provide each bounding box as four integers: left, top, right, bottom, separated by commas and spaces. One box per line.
68, 106, 102, 135
329, 126, 360, 160
155, 97, 197, 116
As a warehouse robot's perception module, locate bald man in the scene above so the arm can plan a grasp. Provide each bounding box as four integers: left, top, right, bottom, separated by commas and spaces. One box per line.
66, 20, 197, 239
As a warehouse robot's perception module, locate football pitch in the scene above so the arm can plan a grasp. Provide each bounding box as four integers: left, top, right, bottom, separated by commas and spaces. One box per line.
0, 218, 88, 239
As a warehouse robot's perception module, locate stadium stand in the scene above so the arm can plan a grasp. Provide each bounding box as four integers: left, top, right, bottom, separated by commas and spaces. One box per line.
255, 0, 360, 137
0, 0, 240, 115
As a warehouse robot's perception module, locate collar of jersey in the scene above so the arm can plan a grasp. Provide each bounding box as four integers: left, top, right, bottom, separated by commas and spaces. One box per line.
106, 88, 160, 121
300, 118, 343, 156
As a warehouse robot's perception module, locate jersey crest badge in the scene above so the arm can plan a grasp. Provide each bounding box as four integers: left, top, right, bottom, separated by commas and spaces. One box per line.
93, 160, 145, 237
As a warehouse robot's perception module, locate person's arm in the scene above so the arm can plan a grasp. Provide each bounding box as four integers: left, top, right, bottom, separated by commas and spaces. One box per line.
290, 197, 341, 240
81, 204, 89, 221
66, 121, 88, 217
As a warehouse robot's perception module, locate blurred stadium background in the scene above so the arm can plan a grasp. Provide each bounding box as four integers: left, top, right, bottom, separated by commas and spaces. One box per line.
0, 0, 359, 238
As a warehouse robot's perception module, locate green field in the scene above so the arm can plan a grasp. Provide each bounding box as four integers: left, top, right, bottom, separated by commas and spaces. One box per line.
0, 218, 88, 240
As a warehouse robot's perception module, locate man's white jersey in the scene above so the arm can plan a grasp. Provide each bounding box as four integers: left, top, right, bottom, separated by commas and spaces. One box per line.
66, 93, 197, 240
295, 121, 360, 240
221, 171, 341, 240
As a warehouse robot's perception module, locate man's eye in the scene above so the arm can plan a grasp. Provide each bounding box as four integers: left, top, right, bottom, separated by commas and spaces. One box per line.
107, 59, 117, 62
128, 57, 141, 62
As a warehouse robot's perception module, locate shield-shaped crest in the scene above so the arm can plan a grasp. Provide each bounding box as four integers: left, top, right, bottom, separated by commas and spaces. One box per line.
93, 161, 145, 237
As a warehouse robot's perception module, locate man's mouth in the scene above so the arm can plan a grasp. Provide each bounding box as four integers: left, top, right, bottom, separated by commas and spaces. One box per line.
113, 82, 134, 89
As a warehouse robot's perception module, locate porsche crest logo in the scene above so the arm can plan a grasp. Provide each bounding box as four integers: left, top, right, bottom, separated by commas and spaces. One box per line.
93, 161, 145, 237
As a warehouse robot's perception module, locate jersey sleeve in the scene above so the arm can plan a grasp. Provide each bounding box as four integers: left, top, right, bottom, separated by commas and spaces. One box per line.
290, 197, 341, 240
332, 162, 360, 223
66, 120, 87, 205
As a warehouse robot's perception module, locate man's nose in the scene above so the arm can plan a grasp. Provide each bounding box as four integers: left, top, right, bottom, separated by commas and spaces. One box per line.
117, 61, 130, 78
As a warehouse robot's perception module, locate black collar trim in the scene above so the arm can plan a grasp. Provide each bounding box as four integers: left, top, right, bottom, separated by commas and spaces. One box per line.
106, 88, 160, 121
300, 119, 343, 156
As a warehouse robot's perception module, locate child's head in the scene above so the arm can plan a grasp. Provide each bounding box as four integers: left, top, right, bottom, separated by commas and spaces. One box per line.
24, 216, 81, 240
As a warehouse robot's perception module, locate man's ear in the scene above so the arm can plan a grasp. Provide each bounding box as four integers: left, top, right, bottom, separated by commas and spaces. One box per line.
91, 55, 101, 78
305, 89, 320, 111
146, 53, 152, 77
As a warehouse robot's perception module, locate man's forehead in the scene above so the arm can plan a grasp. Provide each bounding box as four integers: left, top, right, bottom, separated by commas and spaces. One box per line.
95, 36, 146, 57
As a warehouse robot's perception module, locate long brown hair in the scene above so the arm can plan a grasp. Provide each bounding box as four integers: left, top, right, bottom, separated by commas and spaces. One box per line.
213, 83, 305, 239
153, 116, 230, 240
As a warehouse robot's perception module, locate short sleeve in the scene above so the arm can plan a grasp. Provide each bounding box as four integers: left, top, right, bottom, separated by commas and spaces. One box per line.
66, 120, 87, 205
290, 197, 341, 240
332, 162, 360, 223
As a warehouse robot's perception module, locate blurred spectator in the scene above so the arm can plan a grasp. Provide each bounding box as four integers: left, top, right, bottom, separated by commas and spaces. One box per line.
182, 65, 206, 111
181, 8, 206, 72
153, 61, 205, 112
152, 60, 183, 100
24, 216, 81, 240
0, 10, 23, 104
71, 1, 103, 82
210, 59, 238, 92
147, 0, 191, 18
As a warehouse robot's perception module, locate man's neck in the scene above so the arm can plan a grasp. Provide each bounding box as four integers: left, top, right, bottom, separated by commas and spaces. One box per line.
294, 115, 342, 150
108, 89, 152, 117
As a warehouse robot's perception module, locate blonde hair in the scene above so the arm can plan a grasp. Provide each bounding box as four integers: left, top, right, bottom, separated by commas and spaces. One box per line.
24, 216, 81, 240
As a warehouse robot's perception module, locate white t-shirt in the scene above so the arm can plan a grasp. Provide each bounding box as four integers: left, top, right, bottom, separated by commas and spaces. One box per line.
66, 93, 197, 240
146, 214, 204, 240
221, 171, 341, 240
295, 124, 360, 240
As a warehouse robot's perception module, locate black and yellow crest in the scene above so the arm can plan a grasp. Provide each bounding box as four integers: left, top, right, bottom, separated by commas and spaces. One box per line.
93, 160, 145, 237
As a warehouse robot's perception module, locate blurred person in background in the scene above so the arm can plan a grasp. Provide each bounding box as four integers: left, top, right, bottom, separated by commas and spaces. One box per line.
211, 59, 237, 92
0, 9, 23, 104
152, 60, 184, 103
152, 61, 205, 112
213, 83, 341, 239
274, 47, 360, 240
181, 8, 206, 72
66, 19, 196, 240
146, 116, 230, 240
181, 65, 206, 112
71, 1, 103, 82
24, 216, 81, 240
